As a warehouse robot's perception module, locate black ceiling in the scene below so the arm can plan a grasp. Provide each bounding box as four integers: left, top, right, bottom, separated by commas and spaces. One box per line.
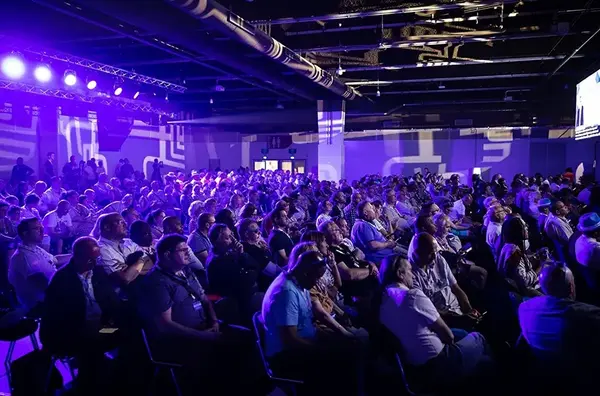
1, 0, 600, 128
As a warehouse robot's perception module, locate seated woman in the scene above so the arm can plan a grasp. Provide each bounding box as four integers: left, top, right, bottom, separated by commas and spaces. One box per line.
238, 218, 281, 291
300, 231, 343, 305
146, 209, 166, 241
497, 216, 542, 297
378, 254, 493, 387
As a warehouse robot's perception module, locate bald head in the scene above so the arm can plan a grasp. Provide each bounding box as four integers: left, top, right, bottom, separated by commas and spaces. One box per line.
539, 263, 575, 300
72, 237, 100, 273
408, 232, 437, 268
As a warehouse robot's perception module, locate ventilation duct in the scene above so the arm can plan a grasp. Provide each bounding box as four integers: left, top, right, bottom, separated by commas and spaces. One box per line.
166, 0, 358, 100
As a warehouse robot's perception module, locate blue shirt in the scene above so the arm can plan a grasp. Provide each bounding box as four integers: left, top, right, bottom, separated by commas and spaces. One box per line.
261, 272, 316, 357
351, 219, 394, 263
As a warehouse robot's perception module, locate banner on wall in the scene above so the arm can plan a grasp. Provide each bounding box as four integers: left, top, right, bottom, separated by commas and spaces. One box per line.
0, 103, 39, 179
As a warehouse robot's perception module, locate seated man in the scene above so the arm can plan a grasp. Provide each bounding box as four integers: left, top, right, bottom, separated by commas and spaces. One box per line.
138, 234, 254, 390
41, 237, 124, 395
519, 262, 600, 391
162, 216, 204, 271
97, 213, 151, 293
379, 255, 493, 387
8, 218, 57, 313
544, 200, 574, 260
187, 212, 215, 266
262, 249, 363, 394
351, 202, 397, 264
408, 233, 481, 329
42, 200, 72, 254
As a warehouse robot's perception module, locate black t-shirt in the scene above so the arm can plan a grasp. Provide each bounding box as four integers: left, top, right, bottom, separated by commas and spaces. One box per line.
206, 252, 259, 299
268, 229, 294, 267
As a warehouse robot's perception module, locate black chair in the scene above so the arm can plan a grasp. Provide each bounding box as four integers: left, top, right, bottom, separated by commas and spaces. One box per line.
0, 316, 40, 389
141, 329, 183, 396
251, 312, 303, 394
377, 326, 435, 396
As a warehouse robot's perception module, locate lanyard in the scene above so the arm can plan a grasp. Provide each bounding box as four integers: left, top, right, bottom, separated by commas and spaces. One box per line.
157, 268, 203, 300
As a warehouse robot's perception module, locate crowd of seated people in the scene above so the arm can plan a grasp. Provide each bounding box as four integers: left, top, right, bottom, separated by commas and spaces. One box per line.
1, 157, 600, 394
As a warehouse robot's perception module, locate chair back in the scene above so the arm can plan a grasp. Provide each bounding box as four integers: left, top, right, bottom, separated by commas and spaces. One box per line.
377, 325, 422, 396
251, 312, 273, 378
141, 328, 182, 368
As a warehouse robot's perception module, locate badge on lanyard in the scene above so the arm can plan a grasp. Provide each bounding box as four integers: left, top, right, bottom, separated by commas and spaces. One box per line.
192, 297, 203, 312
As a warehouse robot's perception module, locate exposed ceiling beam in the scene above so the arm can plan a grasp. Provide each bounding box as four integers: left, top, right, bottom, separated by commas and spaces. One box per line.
299, 32, 581, 53
31, 0, 299, 101
177, 87, 262, 94
285, 7, 600, 36
112, 58, 194, 67
363, 86, 533, 95
341, 55, 582, 73
253, 0, 523, 25
345, 73, 549, 86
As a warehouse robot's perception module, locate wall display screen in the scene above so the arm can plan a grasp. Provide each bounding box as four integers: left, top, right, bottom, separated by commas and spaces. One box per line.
575, 70, 600, 140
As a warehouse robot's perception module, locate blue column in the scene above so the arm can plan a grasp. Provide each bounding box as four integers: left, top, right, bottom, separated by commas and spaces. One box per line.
317, 100, 346, 181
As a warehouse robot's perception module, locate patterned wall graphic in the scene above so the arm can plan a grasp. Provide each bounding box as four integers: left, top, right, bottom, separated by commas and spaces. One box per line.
0, 103, 40, 179
57, 113, 186, 178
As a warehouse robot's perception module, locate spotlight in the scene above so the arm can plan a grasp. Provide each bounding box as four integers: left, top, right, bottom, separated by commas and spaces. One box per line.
64, 70, 77, 86
133, 91, 140, 99
262, 156, 267, 160
1, 55, 25, 80
114, 86, 123, 96
336, 65, 344, 76
376, 88, 381, 97
290, 156, 295, 160
86, 79, 97, 90
209, 98, 214, 104
33, 64, 52, 83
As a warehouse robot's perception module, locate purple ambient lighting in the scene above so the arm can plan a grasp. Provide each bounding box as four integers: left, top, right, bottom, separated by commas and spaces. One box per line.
1, 56, 26, 79
87, 80, 97, 90
114, 87, 123, 96
133, 91, 140, 99
33, 65, 52, 83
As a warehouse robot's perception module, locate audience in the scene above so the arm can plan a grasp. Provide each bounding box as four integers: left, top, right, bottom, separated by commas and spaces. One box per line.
1, 157, 598, 395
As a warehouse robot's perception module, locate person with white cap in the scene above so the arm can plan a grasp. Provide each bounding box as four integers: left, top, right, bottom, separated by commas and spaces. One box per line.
575, 212, 600, 270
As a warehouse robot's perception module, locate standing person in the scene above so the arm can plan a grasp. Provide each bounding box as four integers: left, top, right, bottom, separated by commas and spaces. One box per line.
43, 152, 55, 185
62, 156, 80, 190
151, 159, 163, 184
10, 157, 34, 187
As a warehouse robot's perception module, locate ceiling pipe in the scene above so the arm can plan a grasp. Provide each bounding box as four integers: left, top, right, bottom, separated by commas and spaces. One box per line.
253, 0, 523, 25
285, 8, 600, 36
300, 32, 580, 53
341, 55, 582, 73
31, 0, 299, 101
165, 0, 358, 100
345, 72, 548, 86
363, 87, 533, 95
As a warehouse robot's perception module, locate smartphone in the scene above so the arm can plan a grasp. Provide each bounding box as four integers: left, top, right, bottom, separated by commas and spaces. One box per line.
461, 243, 473, 254
99, 328, 119, 334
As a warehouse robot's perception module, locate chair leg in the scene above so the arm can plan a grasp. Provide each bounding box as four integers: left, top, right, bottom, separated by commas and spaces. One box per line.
29, 333, 40, 351
170, 368, 183, 396
4, 341, 16, 389
45, 357, 58, 394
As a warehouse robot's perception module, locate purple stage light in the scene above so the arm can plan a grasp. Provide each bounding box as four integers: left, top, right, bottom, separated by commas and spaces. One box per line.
133, 91, 140, 99
1, 56, 25, 79
33, 65, 52, 83
114, 86, 123, 96
87, 80, 97, 90
64, 70, 77, 86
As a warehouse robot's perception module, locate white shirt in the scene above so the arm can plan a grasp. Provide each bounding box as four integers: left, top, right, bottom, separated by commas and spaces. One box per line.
396, 199, 417, 218
380, 284, 444, 366
544, 214, 573, 246
41, 188, 65, 209
486, 222, 502, 252
8, 244, 57, 309
315, 213, 332, 229
575, 234, 600, 270
411, 254, 461, 315
42, 211, 73, 232
97, 237, 142, 274
449, 199, 466, 222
